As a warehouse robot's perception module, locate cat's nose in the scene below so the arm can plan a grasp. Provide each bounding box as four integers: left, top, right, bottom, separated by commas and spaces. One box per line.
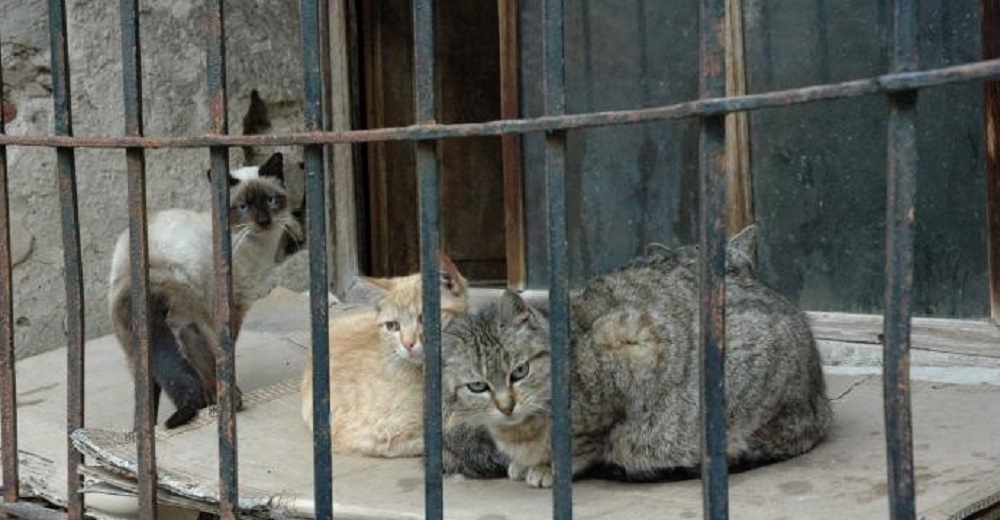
256, 212, 271, 226
495, 395, 515, 416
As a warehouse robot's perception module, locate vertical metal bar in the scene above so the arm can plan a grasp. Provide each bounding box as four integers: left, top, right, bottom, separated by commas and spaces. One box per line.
883, 0, 918, 519
301, 0, 332, 518
118, 1, 157, 519
47, 2, 85, 519
0, 28, 18, 506
205, 1, 238, 518
983, 0, 1000, 323
413, 0, 443, 518
542, 0, 571, 518
698, 0, 729, 517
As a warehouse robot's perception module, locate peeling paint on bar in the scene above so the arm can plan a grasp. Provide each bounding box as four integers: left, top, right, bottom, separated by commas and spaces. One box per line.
699, 0, 730, 518
883, 1, 918, 520
118, 1, 157, 519
412, 0, 445, 519
46, 2, 86, 520
299, 0, 333, 519
541, 0, 572, 518
205, 1, 239, 519
0, 25, 19, 507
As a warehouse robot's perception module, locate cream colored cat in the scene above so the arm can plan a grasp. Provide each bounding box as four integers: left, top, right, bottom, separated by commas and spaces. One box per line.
300, 254, 468, 457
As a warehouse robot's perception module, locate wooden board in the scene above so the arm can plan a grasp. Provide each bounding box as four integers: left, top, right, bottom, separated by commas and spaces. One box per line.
807, 311, 1000, 360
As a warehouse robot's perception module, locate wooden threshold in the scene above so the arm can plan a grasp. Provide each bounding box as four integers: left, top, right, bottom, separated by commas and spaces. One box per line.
807, 312, 1000, 360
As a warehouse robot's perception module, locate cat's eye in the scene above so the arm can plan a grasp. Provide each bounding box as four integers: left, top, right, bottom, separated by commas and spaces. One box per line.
466, 382, 489, 393
267, 196, 277, 207
237, 203, 249, 213
384, 321, 400, 332
510, 362, 530, 382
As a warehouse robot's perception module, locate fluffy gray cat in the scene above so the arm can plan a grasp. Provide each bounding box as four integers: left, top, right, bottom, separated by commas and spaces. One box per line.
441, 226, 832, 487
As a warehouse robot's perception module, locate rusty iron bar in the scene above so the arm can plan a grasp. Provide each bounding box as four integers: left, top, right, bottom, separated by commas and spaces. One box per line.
412, 0, 444, 518
118, 1, 158, 518
206, 0, 239, 518
0, 27, 18, 506
46, 1, 86, 519
883, 0, 918, 519
1, 58, 1000, 151
541, 0, 572, 517
698, 0, 729, 517
299, 0, 333, 517
984, 0, 1000, 322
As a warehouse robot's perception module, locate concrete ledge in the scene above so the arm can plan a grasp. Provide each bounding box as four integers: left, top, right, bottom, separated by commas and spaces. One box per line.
3, 288, 1000, 519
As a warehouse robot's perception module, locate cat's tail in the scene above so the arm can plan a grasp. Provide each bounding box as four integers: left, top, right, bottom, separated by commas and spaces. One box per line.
580, 463, 698, 483
110, 282, 217, 429
442, 424, 509, 479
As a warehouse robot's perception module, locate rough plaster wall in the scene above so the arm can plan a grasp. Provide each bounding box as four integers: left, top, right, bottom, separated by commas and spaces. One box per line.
2, 0, 309, 358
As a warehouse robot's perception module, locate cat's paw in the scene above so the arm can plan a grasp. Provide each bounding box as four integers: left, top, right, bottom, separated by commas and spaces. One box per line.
524, 465, 554, 488
507, 461, 528, 481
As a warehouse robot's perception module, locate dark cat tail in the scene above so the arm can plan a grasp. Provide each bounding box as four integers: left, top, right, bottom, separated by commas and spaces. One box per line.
148, 294, 209, 429
442, 424, 509, 479
582, 463, 698, 483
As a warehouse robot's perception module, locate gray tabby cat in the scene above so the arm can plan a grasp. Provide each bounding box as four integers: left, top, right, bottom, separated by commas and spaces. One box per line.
441, 226, 831, 487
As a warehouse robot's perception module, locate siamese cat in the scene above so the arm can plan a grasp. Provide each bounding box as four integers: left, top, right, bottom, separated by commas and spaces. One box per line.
109, 152, 304, 428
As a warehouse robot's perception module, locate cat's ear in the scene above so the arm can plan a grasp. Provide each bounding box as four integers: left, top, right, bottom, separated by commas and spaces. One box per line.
438, 253, 467, 297
728, 224, 758, 271
206, 168, 240, 186
345, 276, 393, 306
498, 289, 544, 330
259, 152, 285, 184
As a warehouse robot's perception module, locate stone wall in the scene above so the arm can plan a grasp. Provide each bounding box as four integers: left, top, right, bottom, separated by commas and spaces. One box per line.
2, 0, 310, 357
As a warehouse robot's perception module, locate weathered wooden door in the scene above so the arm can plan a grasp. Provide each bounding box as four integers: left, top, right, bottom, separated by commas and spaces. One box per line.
359, 0, 517, 285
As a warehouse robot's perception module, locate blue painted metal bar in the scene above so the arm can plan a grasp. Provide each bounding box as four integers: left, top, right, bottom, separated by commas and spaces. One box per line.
46, 1, 85, 519
541, 0, 572, 518
412, 0, 444, 518
299, 0, 332, 518
883, 1, 918, 519
118, 1, 157, 518
698, 0, 729, 517
0, 26, 18, 507
205, 1, 239, 518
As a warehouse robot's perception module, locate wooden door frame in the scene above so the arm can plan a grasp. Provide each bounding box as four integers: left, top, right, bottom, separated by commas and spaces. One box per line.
339, 0, 526, 288
499, 0, 526, 289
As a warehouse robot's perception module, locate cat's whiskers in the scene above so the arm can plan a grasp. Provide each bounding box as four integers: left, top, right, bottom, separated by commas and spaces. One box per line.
230, 225, 251, 253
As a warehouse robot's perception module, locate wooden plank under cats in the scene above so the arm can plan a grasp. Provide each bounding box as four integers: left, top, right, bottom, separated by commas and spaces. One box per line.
807, 312, 1000, 360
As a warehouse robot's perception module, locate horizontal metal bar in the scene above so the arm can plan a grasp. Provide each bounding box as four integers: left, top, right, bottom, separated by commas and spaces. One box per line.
1, 58, 998, 150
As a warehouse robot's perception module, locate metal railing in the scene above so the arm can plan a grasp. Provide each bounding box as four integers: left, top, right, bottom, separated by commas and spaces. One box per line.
0, 0, 993, 519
